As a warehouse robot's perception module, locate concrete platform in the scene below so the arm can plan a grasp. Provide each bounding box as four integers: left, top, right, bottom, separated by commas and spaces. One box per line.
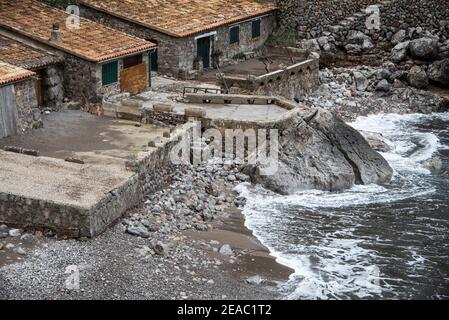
0, 150, 132, 207
0, 110, 169, 167
172, 103, 288, 121
0, 110, 177, 237
199, 50, 306, 82
0, 150, 138, 237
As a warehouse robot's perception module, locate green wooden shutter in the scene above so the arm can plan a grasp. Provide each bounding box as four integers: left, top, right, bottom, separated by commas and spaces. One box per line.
102, 61, 118, 86
252, 20, 261, 38
230, 26, 240, 44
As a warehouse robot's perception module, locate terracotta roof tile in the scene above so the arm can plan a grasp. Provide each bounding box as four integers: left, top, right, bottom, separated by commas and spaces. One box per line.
0, 60, 35, 86
0, 35, 63, 70
80, 0, 277, 37
0, 0, 156, 62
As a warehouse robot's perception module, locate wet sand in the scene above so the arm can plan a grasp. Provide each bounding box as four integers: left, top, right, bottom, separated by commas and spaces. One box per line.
185, 206, 294, 284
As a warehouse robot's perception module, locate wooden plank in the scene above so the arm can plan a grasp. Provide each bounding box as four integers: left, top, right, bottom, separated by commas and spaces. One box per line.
34, 77, 44, 107
119, 63, 148, 95
0, 85, 18, 138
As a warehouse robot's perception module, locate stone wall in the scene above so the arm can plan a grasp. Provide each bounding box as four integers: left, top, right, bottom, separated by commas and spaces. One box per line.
13, 79, 42, 132
0, 166, 140, 238
80, 5, 276, 79
62, 54, 101, 104
142, 107, 187, 126
220, 57, 320, 100
0, 191, 91, 238
379, 0, 449, 39
277, 0, 449, 46
41, 64, 64, 110
124, 122, 198, 196
0, 123, 197, 238
276, 0, 379, 38
213, 15, 277, 67
64, 53, 149, 104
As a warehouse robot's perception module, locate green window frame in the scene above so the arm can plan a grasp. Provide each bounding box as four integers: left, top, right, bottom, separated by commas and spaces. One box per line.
102, 61, 118, 86
230, 26, 240, 44
252, 19, 261, 38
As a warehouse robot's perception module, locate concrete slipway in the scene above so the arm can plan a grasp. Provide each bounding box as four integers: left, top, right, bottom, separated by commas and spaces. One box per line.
0, 110, 172, 237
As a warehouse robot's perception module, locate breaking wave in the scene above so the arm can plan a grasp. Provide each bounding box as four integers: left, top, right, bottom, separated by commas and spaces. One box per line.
237, 112, 449, 299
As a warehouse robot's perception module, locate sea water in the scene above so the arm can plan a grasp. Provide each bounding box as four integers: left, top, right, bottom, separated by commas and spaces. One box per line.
237, 112, 449, 299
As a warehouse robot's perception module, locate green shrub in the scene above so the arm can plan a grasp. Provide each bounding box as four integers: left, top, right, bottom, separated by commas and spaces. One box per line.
266, 27, 298, 47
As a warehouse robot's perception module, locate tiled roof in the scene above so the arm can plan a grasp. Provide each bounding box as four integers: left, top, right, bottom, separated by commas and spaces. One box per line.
0, 0, 156, 62
0, 60, 35, 86
0, 35, 63, 70
80, 0, 277, 37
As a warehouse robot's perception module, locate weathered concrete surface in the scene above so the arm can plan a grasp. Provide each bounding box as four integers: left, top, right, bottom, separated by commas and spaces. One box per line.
0, 110, 188, 237
107, 92, 297, 126
0, 150, 131, 208
173, 103, 288, 122
0, 150, 138, 237
0, 110, 168, 167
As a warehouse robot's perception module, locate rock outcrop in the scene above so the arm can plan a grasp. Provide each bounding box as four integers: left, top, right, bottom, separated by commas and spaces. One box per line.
408, 66, 429, 89
243, 109, 393, 195
391, 41, 410, 63
359, 130, 391, 152
428, 58, 449, 86
409, 37, 439, 61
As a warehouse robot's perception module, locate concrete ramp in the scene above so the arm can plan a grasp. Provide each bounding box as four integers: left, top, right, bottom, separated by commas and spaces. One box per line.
0, 150, 139, 237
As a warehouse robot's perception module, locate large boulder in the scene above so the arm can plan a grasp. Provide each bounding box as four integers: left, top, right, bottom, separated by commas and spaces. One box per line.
376, 79, 392, 92
362, 38, 374, 50
243, 109, 393, 195
346, 31, 374, 51
408, 66, 429, 89
409, 37, 439, 61
391, 41, 410, 63
308, 110, 393, 185
301, 39, 320, 50
353, 71, 368, 91
359, 131, 391, 152
428, 58, 449, 86
347, 31, 371, 44
391, 30, 407, 45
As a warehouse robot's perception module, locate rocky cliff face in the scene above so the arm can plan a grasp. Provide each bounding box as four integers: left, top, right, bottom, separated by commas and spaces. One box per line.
243, 109, 393, 195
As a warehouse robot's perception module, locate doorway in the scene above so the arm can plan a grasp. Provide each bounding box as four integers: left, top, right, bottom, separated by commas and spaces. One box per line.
34, 70, 46, 107
197, 36, 211, 69
146, 39, 158, 72
150, 49, 158, 72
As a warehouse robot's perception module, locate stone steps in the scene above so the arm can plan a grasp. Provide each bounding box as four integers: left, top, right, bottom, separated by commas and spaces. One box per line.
102, 97, 144, 120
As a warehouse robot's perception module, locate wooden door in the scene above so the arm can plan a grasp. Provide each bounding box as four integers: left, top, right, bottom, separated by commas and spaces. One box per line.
0, 85, 19, 138
34, 76, 44, 107
197, 37, 210, 68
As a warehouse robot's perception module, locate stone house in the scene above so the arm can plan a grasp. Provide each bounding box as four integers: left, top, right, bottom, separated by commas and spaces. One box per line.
0, 61, 42, 138
0, 0, 157, 104
0, 35, 64, 110
79, 0, 277, 79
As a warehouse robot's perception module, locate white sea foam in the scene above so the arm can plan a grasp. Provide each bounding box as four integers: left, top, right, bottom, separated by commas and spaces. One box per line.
237, 112, 447, 299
